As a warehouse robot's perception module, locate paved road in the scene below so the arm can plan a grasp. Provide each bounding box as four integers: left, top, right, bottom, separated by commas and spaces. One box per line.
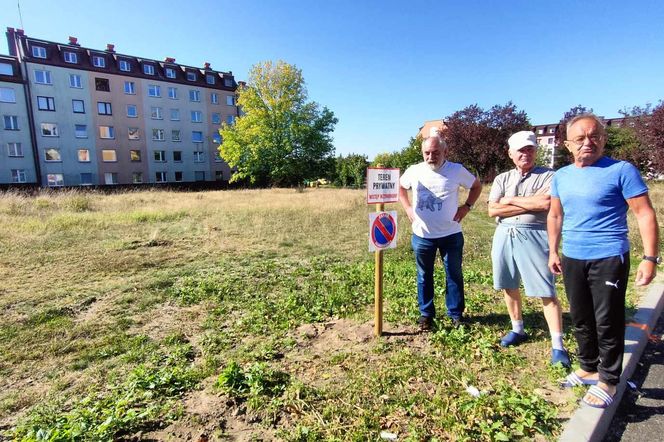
604, 311, 664, 441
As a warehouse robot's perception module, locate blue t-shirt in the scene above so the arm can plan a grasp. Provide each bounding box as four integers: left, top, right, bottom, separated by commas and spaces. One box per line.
551, 156, 648, 260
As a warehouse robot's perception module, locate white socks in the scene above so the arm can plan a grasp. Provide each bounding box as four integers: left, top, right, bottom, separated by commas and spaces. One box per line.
551, 332, 565, 351
511, 320, 525, 335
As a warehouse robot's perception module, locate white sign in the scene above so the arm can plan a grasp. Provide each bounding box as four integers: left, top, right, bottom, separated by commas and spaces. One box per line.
369, 211, 398, 252
366, 168, 400, 204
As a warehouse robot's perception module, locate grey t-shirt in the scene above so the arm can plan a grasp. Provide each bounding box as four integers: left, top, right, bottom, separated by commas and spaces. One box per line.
488, 166, 553, 225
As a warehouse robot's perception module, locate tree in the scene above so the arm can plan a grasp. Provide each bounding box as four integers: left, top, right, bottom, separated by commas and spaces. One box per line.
334, 153, 368, 187
219, 61, 338, 186
620, 101, 664, 175
370, 135, 423, 171
444, 102, 530, 181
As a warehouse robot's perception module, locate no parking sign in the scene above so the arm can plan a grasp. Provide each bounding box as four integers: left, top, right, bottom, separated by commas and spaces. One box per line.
369, 211, 397, 252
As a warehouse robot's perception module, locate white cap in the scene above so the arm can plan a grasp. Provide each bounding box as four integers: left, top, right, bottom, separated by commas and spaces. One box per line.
508, 131, 538, 152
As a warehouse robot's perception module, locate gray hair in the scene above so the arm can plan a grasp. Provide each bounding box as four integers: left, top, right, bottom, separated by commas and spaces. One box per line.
566, 113, 606, 135
423, 135, 448, 151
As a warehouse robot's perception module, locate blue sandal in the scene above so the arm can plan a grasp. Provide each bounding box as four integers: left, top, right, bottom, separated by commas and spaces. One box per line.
582, 385, 615, 409
500, 331, 528, 347
561, 372, 598, 388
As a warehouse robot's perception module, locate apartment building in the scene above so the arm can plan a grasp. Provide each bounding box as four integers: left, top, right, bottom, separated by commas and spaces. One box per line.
0, 54, 37, 184
1, 28, 238, 186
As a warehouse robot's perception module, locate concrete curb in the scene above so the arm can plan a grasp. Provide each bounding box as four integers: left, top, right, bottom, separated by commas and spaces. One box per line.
559, 282, 664, 442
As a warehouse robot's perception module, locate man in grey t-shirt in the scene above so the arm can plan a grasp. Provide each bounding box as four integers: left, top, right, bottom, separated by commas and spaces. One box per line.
488, 131, 569, 367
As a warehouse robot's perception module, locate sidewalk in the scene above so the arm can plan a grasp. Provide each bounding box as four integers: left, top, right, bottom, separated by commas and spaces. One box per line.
558, 281, 664, 442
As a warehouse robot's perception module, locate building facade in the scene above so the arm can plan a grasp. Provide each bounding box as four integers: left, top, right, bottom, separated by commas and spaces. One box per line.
0, 28, 239, 186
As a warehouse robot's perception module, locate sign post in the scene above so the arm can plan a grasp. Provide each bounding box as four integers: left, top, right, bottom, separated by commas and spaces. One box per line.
367, 167, 400, 337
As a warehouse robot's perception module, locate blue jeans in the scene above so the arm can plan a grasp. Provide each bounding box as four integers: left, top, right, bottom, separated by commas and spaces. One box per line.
411, 232, 465, 320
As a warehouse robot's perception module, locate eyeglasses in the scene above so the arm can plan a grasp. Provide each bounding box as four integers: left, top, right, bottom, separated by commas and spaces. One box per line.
565, 135, 604, 147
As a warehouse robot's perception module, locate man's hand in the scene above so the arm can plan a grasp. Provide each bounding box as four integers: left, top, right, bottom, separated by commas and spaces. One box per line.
454, 205, 470, 222
548, 252, 562, 275
635, 260, 657, 286
405, 206, 415, 223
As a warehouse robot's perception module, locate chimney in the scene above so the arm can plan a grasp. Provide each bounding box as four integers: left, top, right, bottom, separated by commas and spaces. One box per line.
164, 57, 175, 63
106, 44, 115, 53
204, 62, 211, 69
68, 36, 79, 46
16, 29, 24, 36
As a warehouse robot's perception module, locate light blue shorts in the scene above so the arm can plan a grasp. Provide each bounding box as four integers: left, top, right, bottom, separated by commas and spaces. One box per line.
491, 223, 556, 297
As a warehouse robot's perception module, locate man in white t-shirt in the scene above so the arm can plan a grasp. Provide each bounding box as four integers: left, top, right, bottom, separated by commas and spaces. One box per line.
399, 135, 481, 331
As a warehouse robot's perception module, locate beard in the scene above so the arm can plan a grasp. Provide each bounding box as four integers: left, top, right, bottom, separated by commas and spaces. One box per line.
427, 160, 443, 170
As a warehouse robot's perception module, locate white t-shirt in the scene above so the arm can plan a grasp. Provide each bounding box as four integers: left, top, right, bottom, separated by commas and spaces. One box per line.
400, 161, 477, 238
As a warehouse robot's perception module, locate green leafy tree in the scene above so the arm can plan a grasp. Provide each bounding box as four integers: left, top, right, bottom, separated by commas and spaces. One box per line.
334, 153, 368, 187
219, 61, 338, 186
370, 135, 423, 171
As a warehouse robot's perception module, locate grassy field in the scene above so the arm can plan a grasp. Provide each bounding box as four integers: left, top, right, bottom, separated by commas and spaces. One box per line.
0, 184, 662, 441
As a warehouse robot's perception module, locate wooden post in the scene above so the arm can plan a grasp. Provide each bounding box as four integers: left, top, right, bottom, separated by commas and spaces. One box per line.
374, 202, 384, 337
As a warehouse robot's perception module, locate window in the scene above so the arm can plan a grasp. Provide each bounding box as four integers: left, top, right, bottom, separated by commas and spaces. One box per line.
11, 169, 27, 183
152, 128, 165, 141
45, 148, 61, 161
548, 128, 555, 134
92, 55, 106, 68
174, 171, 183, 182
215, 151, 223, 162
547, 137, 554, 145
226, 95, 235, 106
186, 71, 197, 81
0, 87, 17, 102
168, 87, 178, 99
0, 63, 12, 75
206, 74, 215, 85
75, 124, 87, 138
4, 115, 19, 130
119, 60, 131, 72
102, 149, 117, 162
7, 142, 23, 157
170, 108, 180, 121
32, 46, 47, 58
211, 113, 221, 124
151, 106, 163, 119
69, 74, 82, 88
191, 110, 202, 123
47, 174, 64, 187
224, 78, 233, 87
127, 104, 138, 118
193, 151, 204, 162
78, 149, 90, 162
130, 150, 141, 162
154, 150, 166, 162
215, 171, 224, 181
148, 85, 161, 97
99, 126, 115, 139
95, 77, 110, 92
189, 90, 200, 102
104, 173, 118, 185
34, 70, 52, 84
80, 173, 93, 185
41, 123, 58, 136
171, 129, 181, 141
173, 151, 182, 162
132, 172, 143, 184
143, 64, 155, 75
37, 96, 56, 111
537, 128, 544, 135
124, 81, 136, 94
212, 133, 221, 144
128, 127, 140, 140
165, 67, 176, 78
226, 115, 235, 124
156, 171, 167, 183
211, 93, 219, 104
195, 171, 206, 181
72, 99, 85, 113
192, 131, 203, 143
64, 51, 77, 63
97, 102, 112, 115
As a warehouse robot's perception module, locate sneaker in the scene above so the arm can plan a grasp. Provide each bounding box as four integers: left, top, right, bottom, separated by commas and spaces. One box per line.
451, 317, 468, 328
500, 331, 528, 347
418, 316, 433, 333
551, 349, 571, 368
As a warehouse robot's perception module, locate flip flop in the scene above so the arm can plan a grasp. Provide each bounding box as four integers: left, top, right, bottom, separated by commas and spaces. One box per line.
582, 385, 615, 409
560, 372, 598, 388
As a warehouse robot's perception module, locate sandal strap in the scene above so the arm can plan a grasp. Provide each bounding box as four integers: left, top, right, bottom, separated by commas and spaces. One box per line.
587, 385, 614, 405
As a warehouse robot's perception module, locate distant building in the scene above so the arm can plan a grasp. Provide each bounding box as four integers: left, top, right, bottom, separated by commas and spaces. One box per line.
1, 28, 240, 186
418, 119, 447, 139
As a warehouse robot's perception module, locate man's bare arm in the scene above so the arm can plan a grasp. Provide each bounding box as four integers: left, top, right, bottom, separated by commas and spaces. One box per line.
627, 193, 659, 286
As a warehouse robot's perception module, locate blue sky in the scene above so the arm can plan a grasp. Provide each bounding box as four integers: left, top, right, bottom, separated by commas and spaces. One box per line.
2, 0, 663, 159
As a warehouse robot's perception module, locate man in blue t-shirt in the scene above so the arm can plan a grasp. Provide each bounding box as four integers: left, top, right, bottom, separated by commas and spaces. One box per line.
548, 113, 660, 409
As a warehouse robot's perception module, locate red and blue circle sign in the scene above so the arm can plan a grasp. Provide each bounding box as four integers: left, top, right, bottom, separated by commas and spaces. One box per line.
371, 212, 396, 249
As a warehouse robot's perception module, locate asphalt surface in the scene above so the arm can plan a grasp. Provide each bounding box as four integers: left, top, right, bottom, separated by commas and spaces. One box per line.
604, 311, 664, 441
